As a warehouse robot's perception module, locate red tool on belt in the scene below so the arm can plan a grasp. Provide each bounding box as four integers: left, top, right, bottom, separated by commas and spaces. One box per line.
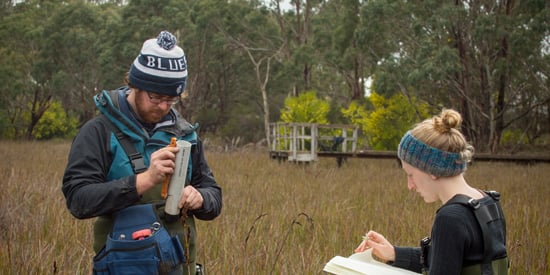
132, 229, 152, 240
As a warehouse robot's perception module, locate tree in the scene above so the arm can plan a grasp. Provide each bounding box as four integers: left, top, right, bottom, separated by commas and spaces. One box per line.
214, 1, 285, 146
28, 101, 78, 139
0, 0, 57, 139
362, 0, 550, 152
342, 92, 431, 150
280, 90, 329, 123
0, 0, 548, 149
41, 1, 111, 122
314, 0, 365, 101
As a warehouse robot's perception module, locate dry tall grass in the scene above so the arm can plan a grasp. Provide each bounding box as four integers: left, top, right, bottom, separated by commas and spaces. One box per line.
0, 141, 548, 274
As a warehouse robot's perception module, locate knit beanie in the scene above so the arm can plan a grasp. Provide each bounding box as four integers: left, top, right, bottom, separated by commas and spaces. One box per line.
397, 131, 466, 177
128, 31, 187, 96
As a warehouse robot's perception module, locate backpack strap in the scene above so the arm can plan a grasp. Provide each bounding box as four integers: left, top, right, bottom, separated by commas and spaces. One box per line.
446, 191, 505, 275
99, 115, 147, 174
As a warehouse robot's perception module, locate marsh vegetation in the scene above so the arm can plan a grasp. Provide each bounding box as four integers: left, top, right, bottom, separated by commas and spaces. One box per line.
0, 141, 548, 274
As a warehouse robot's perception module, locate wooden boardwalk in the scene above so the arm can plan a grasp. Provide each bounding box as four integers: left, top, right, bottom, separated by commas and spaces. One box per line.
269, 122, 358, 163
269, 122, 550, 165
270, 150, 550, 164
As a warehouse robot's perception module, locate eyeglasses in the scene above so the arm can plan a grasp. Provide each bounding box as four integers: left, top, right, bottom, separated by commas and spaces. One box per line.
145, 91, 180, 105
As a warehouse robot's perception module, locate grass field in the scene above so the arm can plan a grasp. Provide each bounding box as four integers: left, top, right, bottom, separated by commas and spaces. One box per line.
0, 141, 548, 274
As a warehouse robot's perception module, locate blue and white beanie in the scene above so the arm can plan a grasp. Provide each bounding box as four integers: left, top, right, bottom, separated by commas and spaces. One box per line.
398, 131, 466, 177
128, 31, 187, 96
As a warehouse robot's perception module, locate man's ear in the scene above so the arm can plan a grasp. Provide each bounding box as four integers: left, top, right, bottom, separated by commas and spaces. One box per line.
430, 174, 439, 181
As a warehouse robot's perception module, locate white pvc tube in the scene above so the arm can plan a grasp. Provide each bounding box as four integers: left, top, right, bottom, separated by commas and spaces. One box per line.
164, 140, 192, 217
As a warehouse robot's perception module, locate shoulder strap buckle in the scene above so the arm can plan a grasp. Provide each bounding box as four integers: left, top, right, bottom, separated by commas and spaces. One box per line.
128, 153, 147, 173
486, 190, 501, 201
467, 198, 481, 209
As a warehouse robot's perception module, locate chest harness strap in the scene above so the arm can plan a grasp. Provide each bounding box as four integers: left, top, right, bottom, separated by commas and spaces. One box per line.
446, 191, 509, 275
99, 115, 147, 174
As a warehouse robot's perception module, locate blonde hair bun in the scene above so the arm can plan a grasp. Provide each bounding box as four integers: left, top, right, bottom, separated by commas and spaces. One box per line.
433, 109, 462, 134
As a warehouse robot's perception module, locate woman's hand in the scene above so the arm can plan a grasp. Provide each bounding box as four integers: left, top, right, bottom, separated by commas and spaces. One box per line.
354, 230, 396, 263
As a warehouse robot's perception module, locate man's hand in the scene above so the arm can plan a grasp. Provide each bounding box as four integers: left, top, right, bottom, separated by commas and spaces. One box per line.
136, 146, 179, 195
178, 185, 204, 211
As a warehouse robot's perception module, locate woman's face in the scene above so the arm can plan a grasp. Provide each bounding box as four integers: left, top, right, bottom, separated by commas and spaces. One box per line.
401, 161, 439, 203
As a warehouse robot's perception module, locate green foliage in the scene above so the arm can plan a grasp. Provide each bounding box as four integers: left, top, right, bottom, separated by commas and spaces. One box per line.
341, 101, 368, 126
340, 101, 371, 149
500, 129, 529, 145
27, 101, 78, 140
280, 91, 329, 124
342, 92, 430, 150
218, 104, 264, 144
0, 0, 547, 148
0, 112, 14, 139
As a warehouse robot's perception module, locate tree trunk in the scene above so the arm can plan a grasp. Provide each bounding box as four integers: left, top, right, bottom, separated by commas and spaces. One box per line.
25, 88, 52, 140
490, 0, 512, 153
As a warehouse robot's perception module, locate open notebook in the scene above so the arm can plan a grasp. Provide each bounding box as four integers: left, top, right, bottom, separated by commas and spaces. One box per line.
323, 249, 420, 275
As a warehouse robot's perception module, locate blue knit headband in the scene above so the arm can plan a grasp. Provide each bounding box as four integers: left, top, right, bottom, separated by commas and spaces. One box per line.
397, 131, 466, 177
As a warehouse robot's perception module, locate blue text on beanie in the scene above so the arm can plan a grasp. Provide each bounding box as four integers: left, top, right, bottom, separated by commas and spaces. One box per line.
129, 31, 187, 96
397, 131, 466, 177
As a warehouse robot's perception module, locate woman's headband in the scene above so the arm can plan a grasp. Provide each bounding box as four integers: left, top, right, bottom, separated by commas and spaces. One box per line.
397, 131, 466, 177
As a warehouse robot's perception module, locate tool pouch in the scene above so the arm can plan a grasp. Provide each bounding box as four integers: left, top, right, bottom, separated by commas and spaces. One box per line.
92, 204, 185, 274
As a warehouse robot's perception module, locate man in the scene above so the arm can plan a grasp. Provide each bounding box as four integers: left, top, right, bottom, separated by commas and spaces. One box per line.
62, 31, 222, 274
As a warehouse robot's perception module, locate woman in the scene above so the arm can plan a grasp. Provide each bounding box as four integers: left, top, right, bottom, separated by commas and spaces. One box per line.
355, 109, 508, 275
